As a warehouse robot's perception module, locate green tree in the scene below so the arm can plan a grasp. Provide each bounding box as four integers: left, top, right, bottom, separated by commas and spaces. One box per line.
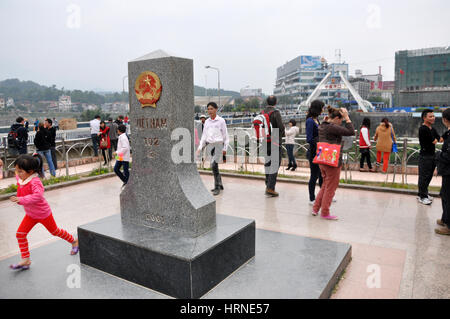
79, 108, 110, 122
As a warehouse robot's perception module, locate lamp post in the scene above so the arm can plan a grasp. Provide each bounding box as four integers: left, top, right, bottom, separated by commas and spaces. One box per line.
205, 66, 220, 110
122, 75, 128, 94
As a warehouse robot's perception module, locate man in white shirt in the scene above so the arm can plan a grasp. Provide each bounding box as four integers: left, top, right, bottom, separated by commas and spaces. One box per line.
90, 115, 101, 157
196, 102, 229, 195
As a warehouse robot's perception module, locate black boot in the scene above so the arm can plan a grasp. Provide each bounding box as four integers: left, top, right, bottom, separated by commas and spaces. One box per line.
291, 164, 297, 171
287, 163, 292, 171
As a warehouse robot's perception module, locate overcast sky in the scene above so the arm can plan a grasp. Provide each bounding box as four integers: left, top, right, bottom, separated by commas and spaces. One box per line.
0, 0, 449, 95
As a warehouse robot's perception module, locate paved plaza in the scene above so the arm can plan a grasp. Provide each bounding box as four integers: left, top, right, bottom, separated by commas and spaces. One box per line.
0, 173, 449, 298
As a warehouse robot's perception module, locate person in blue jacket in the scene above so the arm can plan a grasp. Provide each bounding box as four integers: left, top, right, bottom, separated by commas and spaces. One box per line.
306, 100, 325, 205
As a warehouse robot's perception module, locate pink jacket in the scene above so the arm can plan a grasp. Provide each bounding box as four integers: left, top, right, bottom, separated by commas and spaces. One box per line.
16, 175, 52, 220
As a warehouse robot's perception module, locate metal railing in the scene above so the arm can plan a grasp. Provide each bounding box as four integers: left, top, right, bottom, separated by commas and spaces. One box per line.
202, 127, 430, 185
2, 124, 429, 185
1, 134, 98, 178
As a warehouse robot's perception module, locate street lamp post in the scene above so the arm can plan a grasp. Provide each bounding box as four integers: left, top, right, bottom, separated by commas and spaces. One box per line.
122, 75, 128, 94
205, 66, 220, 110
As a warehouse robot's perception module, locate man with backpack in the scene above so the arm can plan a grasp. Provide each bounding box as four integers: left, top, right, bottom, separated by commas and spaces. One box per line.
8, 117, 29, 156
259, 95, 285, 197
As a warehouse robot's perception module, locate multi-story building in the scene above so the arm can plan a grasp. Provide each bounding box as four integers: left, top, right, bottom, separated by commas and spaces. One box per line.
58, 95, 72, 112
395, 46, 450, 107
6, 97, 14, 107
240, 87, 262, 98
274, 55, 349, 105
349, 78, 371, 100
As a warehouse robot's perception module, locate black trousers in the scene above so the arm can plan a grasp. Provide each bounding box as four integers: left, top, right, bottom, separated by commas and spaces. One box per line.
418, 155, 436, 199
360, 148, 372, 169
111, 139, 118, 152
264, 142, 281, 190
101, 148, 111, 163
441, 176, 450, 227
207, 142, 223, 189
308, 157, 323, 201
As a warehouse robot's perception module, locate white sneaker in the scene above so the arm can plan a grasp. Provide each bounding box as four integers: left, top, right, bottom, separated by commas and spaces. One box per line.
309, 200, 315, 206
418, 197, 432, 205
332, 197, 337, 202
428, 195, 434, 202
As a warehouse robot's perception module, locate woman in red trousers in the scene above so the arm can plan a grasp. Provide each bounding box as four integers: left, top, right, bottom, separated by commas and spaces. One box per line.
312, 106, 354, 220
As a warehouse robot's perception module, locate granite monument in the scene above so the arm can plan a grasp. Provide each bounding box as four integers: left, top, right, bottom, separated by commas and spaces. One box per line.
78, 50, 256, 298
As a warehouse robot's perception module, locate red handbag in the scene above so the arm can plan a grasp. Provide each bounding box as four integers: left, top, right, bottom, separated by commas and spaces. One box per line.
313, 142, 341, 167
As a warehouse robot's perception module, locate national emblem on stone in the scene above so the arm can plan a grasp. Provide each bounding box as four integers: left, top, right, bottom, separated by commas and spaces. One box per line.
134, 71, 162, 108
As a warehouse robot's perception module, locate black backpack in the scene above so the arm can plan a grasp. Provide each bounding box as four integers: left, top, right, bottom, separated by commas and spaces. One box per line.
7, 126, 19, 149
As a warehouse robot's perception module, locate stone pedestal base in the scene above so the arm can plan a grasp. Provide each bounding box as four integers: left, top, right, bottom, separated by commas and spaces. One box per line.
78, 214, 255, 299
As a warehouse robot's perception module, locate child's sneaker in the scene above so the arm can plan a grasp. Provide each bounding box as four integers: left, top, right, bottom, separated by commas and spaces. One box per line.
321, 215, 339, 220
312, 210, 319, 216
309, 200, 315, 206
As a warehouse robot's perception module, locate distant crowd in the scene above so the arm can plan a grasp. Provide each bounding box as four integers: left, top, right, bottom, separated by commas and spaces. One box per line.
194, 97, 450, 236
2, 100, 449, 237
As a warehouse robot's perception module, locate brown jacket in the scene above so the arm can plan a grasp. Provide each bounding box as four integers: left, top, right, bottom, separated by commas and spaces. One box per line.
374, 123, 397, 153
318, 121, 355, 167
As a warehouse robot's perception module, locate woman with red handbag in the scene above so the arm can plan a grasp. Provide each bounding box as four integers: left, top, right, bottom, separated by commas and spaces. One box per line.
98, 121, 111, 165
312, 106, 354, 220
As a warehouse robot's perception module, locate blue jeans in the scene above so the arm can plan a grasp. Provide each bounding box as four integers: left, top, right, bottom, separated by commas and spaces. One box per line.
114, 161, 129, 184
285, 144, 296, 167
37, 150, 56, 177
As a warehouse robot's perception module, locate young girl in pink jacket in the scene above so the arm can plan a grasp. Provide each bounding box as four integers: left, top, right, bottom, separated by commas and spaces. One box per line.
9, 154, 79, 270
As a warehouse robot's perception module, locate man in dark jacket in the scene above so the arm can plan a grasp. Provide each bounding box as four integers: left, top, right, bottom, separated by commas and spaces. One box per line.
9, 117, 29, 155
263, 95, 285, 197
417, 109, 440, 205
435, 108, 450, 235
45, 118, 58, 169
107, 118, 118, 160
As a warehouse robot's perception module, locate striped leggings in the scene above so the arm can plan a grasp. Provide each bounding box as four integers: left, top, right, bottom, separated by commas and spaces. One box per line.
16, 214, 74, 259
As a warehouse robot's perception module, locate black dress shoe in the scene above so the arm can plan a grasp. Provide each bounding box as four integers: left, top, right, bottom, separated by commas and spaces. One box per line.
211, 185, 224, 191
212, 188, 220, 196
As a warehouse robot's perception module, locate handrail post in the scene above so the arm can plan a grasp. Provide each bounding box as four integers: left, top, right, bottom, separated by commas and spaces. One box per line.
2, 137, 7, 179
62, 137, 69, 177
402, 138, 408, 184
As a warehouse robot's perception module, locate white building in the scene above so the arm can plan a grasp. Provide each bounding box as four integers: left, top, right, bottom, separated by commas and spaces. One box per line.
240, 87, 263, 98
6, 97, 14, 107
274, 55, 349, 105
58, 95, 72, 112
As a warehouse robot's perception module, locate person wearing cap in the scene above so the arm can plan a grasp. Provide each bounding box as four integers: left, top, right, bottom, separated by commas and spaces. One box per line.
200, 114, 206, 128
